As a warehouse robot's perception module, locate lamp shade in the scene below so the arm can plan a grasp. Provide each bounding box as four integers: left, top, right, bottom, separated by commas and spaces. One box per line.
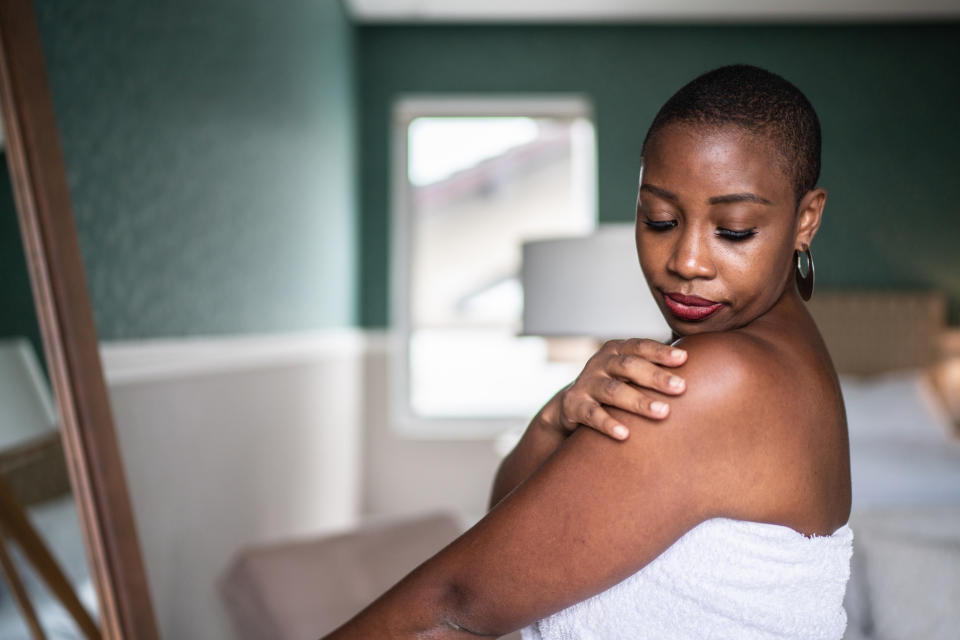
521, 224, 671, 341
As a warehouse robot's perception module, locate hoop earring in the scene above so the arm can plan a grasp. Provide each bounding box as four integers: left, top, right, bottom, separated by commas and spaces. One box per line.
795, 245, 815, 301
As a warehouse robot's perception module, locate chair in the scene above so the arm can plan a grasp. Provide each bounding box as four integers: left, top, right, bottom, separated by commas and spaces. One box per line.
0, 338, 100, 639
220, 511, 521, 639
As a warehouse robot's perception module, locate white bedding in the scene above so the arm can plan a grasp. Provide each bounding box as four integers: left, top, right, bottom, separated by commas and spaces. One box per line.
839, 370, 960, 640
841, 370, 960, 509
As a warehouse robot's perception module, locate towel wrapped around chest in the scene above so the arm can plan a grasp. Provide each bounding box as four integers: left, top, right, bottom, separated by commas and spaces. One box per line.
522, 517, 853, 640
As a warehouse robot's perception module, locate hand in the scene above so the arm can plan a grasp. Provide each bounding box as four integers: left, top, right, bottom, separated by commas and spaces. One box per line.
557, 338, 687, 441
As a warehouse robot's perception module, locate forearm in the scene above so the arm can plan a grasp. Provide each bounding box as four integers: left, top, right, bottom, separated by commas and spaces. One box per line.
322, 564, 499, 639
488, 389, 568, 509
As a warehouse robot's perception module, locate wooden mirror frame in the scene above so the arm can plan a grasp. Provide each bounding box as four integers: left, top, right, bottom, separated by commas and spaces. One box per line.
0, 1, 159, 637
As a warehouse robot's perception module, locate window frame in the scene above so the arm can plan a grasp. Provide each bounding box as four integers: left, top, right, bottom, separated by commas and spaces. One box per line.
389, 94, 596, 439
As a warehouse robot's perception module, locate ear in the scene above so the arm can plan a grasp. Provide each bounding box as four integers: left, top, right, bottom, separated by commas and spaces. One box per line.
794, 188, 827, 250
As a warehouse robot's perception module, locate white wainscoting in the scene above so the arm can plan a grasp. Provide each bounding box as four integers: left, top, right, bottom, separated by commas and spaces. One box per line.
101, 330, 367, 640
359, 345, 512, 521
100, 329, 516, 640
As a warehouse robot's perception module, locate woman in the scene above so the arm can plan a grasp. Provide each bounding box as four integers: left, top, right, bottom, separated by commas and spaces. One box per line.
323, 64, 852, 640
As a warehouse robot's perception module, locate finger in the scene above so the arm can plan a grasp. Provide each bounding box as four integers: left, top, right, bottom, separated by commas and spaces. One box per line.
592, 377, 671, 420
579, 341, 620, 377
608, 354, 686, 396
620, 338, 687, 366
599, 339, 625, 356
581, 401, 631, 440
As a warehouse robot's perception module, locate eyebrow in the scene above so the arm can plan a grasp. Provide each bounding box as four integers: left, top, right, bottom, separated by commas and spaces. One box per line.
708, 192, 773, 206
639, 184, 679, 202
640, 183, 772, 206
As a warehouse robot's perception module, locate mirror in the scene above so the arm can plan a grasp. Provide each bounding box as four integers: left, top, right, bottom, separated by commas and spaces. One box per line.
0, 149, 100, 638
0, 2, 364, 637
0, 1, 158, 638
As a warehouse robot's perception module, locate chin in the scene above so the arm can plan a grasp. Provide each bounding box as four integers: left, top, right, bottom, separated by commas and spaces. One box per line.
665, 318, 722, 338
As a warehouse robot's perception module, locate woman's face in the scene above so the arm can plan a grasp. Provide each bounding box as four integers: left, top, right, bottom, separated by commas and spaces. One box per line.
635, 123, 820, 336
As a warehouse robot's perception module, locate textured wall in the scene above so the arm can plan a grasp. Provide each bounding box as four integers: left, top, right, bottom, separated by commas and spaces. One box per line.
35, 0, 357, 338
358, 23, 960, 326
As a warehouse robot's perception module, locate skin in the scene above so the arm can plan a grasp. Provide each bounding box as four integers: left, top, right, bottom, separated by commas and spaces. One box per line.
321, 122, 851, 640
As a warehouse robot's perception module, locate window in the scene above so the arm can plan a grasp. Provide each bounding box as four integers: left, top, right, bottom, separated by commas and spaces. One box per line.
391, 96, 596, 437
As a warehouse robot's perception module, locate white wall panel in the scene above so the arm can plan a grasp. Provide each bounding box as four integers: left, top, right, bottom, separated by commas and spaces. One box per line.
102, 332, 365, 640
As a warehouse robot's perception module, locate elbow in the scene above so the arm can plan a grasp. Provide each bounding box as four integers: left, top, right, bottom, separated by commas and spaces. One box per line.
437, 580, 515, 639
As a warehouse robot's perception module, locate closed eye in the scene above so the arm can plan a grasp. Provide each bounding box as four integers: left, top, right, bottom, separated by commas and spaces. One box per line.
642, 219, 677, 231
716, 227, 757, 241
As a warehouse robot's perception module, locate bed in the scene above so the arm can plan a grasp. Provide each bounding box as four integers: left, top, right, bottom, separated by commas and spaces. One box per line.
808, 292, 960, 640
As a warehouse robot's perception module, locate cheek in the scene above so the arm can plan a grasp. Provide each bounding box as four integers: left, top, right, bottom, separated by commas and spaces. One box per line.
717, 250, 757, 294
720, 240, 792, 299
635, 233, 665, 276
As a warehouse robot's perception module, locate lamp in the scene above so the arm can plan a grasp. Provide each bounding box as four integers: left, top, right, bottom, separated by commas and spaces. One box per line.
521, 224, 671, 342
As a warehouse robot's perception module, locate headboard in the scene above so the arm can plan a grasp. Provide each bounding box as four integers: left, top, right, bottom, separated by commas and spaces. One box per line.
807, 291, 946, 376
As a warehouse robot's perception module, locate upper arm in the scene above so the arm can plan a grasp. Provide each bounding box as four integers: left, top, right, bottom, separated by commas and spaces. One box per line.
418, 335, 770, 635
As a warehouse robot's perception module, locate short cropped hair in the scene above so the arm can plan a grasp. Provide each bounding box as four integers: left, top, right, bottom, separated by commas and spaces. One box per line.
642, 64, 821, 203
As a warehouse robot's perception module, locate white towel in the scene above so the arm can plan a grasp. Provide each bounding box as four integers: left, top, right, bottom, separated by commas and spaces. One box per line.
522, 517, 853, 640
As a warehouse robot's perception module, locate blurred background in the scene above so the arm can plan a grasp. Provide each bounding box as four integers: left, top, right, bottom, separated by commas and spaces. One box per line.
1, 1, 958, 638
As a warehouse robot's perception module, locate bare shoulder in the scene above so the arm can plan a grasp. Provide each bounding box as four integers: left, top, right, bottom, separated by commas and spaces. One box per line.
609, 329, 848, 534
611, 329, 788, 453
673, 330, 783, 405
668, 330, 799, 425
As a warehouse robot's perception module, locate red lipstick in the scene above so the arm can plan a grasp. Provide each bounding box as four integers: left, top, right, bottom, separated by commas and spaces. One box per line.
662, 292, 725, 322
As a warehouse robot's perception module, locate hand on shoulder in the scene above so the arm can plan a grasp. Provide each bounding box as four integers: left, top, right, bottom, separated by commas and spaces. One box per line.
603, 330, 783, 522
606, 329, 847, 534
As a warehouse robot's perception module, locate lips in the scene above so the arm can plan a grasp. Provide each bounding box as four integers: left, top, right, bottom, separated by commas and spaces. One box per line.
662, 291, 725, 322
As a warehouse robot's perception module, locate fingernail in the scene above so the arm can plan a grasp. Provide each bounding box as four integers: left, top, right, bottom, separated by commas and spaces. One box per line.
671, 349, 686, 359
669, 376, 684, 390
613, 425, 629, 439
650, 401, 668, 415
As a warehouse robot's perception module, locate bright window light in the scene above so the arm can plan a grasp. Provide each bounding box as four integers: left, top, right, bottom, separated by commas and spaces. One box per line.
408, 117, 539, 186
393, 99, 596, 433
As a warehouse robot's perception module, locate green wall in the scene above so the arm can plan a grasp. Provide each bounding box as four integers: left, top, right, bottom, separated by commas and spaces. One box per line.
358, 23, 960, 326
11, 17, 959, 338
34, 0, 357, 339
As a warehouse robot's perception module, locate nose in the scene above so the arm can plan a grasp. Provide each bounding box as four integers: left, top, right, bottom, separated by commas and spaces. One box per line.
666, 225, 716, 280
